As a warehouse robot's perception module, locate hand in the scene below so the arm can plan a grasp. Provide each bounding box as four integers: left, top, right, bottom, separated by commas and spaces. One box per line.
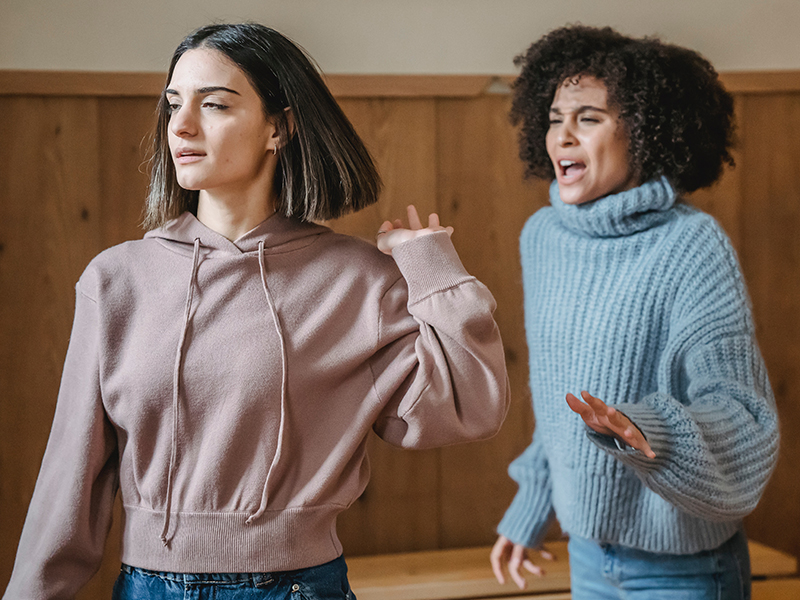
565, 391, 656, 459
376, 204, 454, 255
490, 535, 554, 590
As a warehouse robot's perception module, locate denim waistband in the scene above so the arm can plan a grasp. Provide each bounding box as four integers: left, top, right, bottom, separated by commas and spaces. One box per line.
120, 564, 275, 586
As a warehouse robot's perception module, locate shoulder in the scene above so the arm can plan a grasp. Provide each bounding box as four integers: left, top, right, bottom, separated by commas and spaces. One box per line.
317, 230, 399, 271
668, 205, 742, 278
668, 204, 751, 325
77, 238, 165, 300
303, 230, 403, 295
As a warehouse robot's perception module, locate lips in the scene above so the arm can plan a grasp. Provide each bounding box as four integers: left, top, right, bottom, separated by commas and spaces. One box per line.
174, 148, 206, 164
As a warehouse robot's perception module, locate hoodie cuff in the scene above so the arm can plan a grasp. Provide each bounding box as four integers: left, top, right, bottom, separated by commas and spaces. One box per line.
390, 231, 475, 305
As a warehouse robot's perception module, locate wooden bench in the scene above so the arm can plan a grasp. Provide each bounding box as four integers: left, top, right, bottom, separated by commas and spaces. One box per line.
347, 540, 798, 600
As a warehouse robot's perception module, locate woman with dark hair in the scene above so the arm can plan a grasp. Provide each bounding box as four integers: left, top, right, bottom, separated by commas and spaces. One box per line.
489, 25, 778, 599
4, 23, 509, 600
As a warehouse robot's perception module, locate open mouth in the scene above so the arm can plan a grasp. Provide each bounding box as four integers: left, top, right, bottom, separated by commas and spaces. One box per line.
559, 159, 586, 179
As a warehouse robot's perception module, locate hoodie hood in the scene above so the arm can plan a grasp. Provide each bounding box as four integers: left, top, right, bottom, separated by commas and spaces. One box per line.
144, 211, 330, 258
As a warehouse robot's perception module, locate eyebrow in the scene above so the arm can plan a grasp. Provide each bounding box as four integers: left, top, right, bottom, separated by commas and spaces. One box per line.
164, 86, 241, 96
550, 105, 609, 114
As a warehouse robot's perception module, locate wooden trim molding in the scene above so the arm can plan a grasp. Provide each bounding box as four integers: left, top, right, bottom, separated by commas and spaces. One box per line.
0, 70, 166, 97
718, 70, 800, 93
0, 71, 503, 98
2, 69, 799, 97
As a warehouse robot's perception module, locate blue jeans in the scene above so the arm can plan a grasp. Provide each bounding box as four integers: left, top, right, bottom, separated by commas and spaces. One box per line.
568, 530, 751, 600
111, 555, 355, 600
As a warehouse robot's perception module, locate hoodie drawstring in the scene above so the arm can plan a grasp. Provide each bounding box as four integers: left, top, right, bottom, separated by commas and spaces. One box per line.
160, 237, 201, 546
246, 240, 289, 524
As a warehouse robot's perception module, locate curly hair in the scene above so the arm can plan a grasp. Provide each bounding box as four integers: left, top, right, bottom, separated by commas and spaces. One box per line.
511, 25, 735, 193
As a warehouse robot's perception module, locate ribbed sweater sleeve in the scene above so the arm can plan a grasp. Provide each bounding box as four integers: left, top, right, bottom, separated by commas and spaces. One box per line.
4, 269, 118, 600
496, 431, 555, 548
371, 231, 510, 449
586, 221, 779, 522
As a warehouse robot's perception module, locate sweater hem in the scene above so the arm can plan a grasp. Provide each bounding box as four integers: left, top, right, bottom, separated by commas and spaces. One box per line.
552, 470, 740, 554
121, 504, 343, 572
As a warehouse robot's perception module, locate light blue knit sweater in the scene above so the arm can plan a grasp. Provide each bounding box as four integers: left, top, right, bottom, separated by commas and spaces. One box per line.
497, 177, 779, 554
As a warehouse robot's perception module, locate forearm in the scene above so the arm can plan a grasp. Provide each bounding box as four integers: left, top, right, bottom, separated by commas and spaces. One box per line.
497, 436, 554, 548
589, 353, 778, 521
373, 232, 510, 448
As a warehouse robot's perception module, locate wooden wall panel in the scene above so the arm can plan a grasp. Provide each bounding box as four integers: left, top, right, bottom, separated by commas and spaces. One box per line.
735, 93, 800, 561
434, 95, 548, 548
96, 98, 156, 247
1, 77, 799, 598
0, 96, 105, 595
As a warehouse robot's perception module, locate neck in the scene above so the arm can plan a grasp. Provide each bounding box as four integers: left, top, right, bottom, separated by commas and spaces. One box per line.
197, 186, 277, 241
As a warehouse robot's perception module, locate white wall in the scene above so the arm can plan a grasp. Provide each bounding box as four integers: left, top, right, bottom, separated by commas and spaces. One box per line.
2, 0, 798, 74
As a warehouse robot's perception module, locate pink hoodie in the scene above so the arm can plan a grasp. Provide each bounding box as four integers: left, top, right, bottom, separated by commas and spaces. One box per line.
5, 212, 509, 599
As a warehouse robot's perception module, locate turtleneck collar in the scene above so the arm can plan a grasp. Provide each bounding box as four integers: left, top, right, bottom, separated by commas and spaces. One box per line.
549, 176, 678, 238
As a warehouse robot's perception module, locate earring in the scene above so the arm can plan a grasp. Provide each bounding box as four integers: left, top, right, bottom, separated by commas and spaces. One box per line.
273, 146, 277, 155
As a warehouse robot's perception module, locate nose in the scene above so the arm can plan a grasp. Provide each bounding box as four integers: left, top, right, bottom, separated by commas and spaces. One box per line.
169, 104, 198, 138
557, 121, 577, 147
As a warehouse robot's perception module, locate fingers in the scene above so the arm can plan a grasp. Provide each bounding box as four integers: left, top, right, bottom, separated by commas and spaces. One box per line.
406, 205, 424, 230
579, 391, 656, 459
565, 392, 594, 418
508, 544, 529, 590
490, 536, 511, 585
508, 544, 547, 587
580, 390, 622, 432
387, 206, 454, 235
623, 428, 657, 458
523, 557, 544, 577
539, 548, 555, 561
580, 390, 609, 414
376, 221, 394, 237
490, 538, 549, 589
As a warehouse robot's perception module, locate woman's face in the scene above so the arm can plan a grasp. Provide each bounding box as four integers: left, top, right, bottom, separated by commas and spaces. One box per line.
166, 47, 277, 198
545, 76, 637, 205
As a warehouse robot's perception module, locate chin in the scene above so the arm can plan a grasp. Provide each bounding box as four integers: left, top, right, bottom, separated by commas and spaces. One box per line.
175, 177, 204, 191
560, 190, 594, 205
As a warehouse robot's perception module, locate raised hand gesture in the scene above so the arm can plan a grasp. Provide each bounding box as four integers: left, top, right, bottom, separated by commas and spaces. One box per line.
376, 204, 454, 255
566, 391, 656, 459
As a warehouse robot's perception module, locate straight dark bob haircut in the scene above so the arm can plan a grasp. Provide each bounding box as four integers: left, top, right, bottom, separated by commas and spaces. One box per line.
511, 25, 735, 193
144, 23, 382, 229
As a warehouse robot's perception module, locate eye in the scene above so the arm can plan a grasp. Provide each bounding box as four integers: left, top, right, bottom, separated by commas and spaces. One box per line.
548, 117, 563, 125
202, 101, 229, 110
580, 116, 601, 123
168, 102, 181, 113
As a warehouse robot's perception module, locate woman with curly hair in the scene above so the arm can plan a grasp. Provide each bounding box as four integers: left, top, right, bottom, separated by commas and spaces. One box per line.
490, 25, 778, 599
4, 23, 510, 600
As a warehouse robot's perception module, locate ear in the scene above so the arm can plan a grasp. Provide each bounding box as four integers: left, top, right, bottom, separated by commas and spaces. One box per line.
267, 108, 295, 155
268, 125, 281, 156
